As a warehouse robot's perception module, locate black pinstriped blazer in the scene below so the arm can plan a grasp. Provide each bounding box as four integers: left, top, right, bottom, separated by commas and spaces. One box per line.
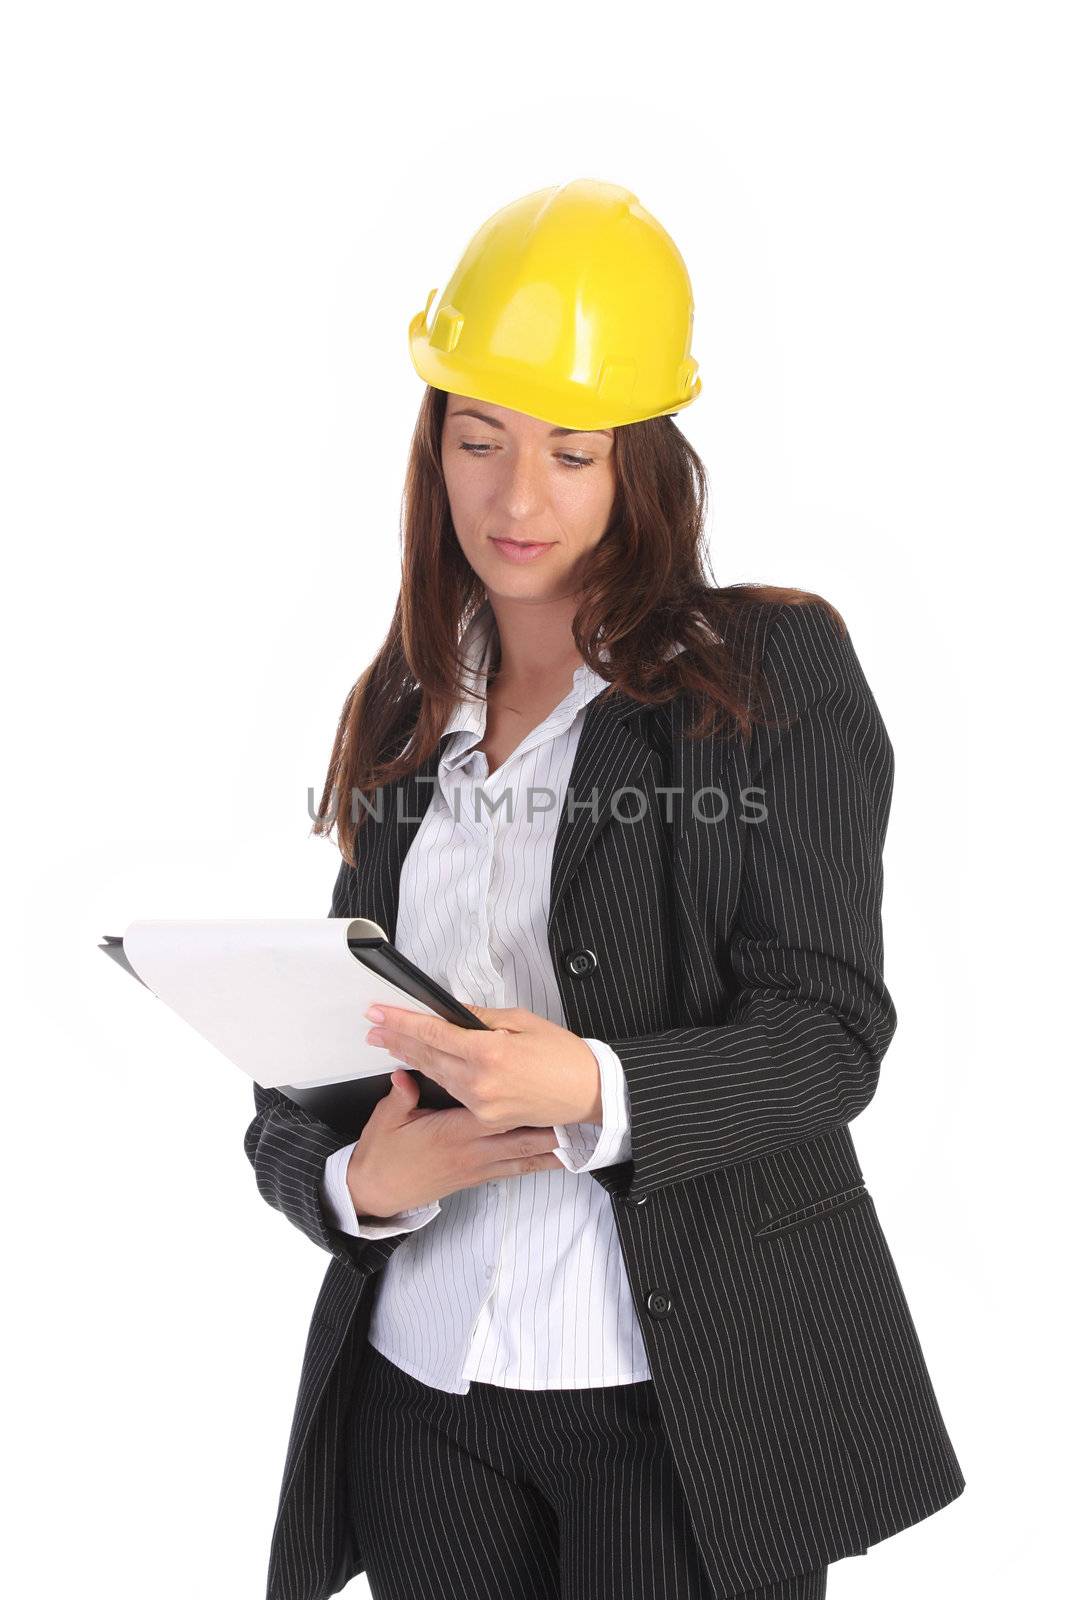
245, 598, 966, 1600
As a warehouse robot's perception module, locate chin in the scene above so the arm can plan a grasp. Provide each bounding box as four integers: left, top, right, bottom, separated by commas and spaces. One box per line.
484, 581, 554, 608
483, 566, 570, 599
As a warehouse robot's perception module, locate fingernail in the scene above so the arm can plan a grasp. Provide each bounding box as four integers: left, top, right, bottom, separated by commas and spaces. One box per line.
364, 1005, 385, 1023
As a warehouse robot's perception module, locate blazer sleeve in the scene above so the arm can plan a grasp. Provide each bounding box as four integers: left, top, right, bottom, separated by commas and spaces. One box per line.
244, 1080, 406, 1276
608, 600, 898, 1196
242, 881, 406, 1278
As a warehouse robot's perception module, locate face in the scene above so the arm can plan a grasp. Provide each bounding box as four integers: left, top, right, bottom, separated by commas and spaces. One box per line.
441, 392, 616, 602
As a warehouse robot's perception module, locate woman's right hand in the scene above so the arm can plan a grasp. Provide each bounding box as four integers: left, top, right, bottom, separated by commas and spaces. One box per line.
346, 1069, 566, 1217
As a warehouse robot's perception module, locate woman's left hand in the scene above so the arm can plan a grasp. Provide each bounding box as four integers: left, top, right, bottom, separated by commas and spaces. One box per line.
362, 1003, 602, 1133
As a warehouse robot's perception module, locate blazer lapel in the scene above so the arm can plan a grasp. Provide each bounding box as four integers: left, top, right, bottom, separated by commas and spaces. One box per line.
547, 687, 657, 930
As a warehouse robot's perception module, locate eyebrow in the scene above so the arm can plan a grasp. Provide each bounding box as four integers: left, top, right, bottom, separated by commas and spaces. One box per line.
447, 407, 613, 440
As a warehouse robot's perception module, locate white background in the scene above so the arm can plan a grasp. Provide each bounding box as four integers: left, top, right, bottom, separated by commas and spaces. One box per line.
4, 3, 1063, 1596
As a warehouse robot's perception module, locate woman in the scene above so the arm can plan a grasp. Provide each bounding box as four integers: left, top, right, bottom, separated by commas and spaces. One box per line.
245, 181, 965, 1600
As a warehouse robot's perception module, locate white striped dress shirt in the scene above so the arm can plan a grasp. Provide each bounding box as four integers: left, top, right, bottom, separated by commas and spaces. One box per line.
319, 600, 653, 1393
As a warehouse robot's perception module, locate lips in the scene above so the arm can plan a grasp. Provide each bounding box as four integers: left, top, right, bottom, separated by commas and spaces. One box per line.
489, 537, 555, 564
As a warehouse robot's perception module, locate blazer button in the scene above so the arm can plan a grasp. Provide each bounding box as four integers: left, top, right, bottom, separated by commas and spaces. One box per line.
565, 947, 598, 979
630, 1191, 648, 1206
645, 1288, 672, 1320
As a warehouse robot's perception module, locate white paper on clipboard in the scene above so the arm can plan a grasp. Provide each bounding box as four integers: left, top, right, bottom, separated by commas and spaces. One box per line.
121, 918, 439, 1090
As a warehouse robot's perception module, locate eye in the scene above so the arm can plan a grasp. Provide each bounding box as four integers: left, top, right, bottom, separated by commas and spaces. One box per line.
458, 442, 594, 470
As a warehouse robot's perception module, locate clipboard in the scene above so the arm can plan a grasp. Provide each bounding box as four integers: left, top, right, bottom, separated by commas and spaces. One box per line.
99, 919, 483, 1141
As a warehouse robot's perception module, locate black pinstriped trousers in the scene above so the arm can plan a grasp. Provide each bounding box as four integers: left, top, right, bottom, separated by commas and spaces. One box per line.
348, 1341, 830, 1600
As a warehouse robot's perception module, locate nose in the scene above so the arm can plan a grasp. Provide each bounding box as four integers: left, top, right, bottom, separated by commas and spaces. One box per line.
497, 446, 550, 524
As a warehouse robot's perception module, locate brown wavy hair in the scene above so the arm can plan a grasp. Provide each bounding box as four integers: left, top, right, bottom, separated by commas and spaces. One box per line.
312, 384, 843, 866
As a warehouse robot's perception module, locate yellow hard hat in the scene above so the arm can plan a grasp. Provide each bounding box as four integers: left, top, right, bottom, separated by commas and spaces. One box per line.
408, 178, 701, 432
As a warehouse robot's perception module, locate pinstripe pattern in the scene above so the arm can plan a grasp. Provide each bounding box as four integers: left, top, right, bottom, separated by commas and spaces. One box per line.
318, 597, 652, 1393
245, 598, 966, 1599
348, 1340, 828, 1599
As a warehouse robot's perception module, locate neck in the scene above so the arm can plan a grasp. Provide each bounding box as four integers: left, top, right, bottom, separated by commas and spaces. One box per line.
484, 593, 586, 688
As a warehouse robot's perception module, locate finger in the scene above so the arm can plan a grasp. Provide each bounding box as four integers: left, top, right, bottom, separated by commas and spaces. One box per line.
488, 1152, 565, 1180
483, 1127, 562, 1160
372, 1029, 471, 1096
365, 1004, 496, 1060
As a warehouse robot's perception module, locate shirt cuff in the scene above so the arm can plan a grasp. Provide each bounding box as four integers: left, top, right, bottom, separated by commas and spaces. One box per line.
319, 1142, 443, 1239
552, 1039, 633, 1173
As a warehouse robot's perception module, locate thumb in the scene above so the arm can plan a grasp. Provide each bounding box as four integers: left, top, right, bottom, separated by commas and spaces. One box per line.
463, 1002, 501, 1026
463, 1002, 522, 1032
381, 1068, 420, 1115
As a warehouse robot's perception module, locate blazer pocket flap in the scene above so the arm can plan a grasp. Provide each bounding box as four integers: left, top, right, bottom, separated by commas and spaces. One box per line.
749, 1124, 867, 1235
752, 1183, 869, 1238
